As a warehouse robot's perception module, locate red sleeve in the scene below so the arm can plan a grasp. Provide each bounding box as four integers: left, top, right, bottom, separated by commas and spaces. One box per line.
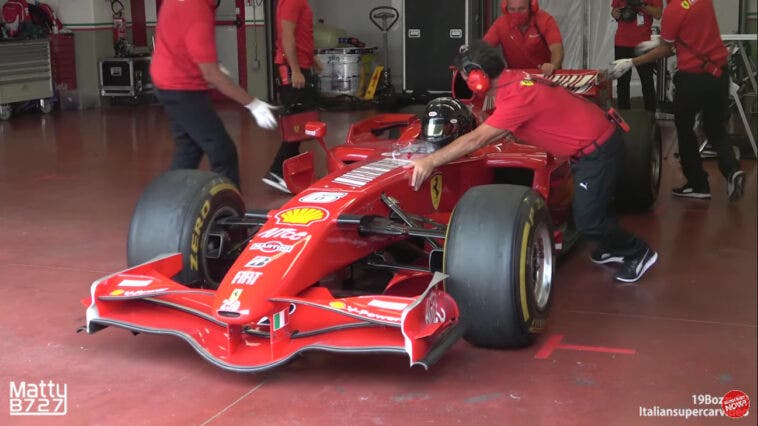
538, 13, 562, 46
659, 3, 683, 43
278, 0, 301, 23
611, 0, 623, 8
186, 19, 217, 64
483, 18, 504, 46
649, 0, 663, 7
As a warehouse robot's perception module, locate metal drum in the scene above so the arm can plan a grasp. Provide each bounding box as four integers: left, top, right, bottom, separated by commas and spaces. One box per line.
316, 47, 376, 97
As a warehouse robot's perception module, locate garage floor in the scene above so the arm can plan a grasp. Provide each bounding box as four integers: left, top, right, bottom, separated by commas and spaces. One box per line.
1, 103, 756, 425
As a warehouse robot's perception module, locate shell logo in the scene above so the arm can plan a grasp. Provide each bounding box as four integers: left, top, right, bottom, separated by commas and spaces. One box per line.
520, 79, 535, 87
275, 207, 329, 226
110, 289, 125, 296
329, 301, 347, 309
681, 0, 690, 9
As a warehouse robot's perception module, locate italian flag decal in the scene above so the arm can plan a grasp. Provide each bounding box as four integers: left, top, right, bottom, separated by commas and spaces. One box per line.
272, 309, 287, 331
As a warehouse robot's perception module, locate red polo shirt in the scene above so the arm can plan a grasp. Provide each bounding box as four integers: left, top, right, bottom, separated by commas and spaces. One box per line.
150, 0, 218, 90
274, 0, 314, 69
485, 71, 616, 158
612, 0, 663, 47
660, 0, 727, 74
483, 10, 562, 69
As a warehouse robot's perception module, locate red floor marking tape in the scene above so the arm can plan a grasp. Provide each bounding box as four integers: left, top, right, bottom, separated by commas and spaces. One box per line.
534, 334, 637, 359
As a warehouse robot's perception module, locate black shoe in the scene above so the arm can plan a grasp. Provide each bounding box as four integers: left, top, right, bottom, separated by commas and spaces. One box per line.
615, 248, 658, 283
262, 172, 291, 194
672, 182, 710, 199
589, 248, 624, 265
727, 170, 745, 201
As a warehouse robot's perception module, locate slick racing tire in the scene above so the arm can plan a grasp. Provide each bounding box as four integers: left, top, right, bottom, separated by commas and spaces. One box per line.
127, 170, 246, 289
444, 185, 554, 348
616, 108, 662, 211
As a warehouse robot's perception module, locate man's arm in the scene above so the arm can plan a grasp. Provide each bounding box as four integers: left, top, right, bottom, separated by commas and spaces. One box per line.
538, 14, 564, 76
281, 19, 306, 88
541, 42, 563, 76
632, 39, 674, 66
198, 63, 278, 129
198, 63, 254, 105
408, 123, 507, 190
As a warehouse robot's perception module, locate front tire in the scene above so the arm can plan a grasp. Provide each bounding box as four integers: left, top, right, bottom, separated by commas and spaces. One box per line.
127, 170, 246, 289
444, 185, 554, 348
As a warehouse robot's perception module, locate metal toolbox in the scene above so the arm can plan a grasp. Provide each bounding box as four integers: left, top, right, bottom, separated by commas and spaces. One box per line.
0, 39, 55, 119
99, 56, 154, 97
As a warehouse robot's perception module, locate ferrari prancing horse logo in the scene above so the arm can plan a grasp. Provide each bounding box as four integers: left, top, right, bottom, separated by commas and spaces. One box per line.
430, 174, 442, 210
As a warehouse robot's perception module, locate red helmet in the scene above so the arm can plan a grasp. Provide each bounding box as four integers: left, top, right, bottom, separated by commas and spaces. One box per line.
501, 0, 539, 15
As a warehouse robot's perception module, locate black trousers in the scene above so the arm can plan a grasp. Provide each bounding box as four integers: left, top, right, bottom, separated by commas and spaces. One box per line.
615, 45, 657, 111
155, 89, 240, 187
571, 130, 644, 255
673, 68, 738, 187
268, 68, 319, 175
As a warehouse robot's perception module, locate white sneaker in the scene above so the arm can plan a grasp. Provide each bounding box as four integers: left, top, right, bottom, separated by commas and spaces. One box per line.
727, 170, 745, 201
262, 172, 291, 194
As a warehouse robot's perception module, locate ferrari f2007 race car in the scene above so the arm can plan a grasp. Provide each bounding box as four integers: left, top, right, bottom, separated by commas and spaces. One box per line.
83, 70, 662, 372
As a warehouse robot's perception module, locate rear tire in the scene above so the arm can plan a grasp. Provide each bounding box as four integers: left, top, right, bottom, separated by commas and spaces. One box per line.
444, 185, 554, 348
127, 170, 246, 289
616, 108, 662, 211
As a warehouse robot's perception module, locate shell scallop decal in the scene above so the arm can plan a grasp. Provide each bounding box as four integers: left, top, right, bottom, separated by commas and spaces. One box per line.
275, 207, 329, 226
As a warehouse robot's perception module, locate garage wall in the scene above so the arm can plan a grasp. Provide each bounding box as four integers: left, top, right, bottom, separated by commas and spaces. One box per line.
0, 0, 123, 108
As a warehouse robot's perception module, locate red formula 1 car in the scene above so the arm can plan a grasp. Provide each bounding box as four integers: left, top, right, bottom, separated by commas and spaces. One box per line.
83, 70, 661, 372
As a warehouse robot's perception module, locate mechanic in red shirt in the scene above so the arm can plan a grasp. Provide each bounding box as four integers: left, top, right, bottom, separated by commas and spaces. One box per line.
611, 0, 662, 111
608, 0, 745, 201
483, 0, 563, 76
262, 0, 322, 193
150, 0, 277, 188
409, 41, 657, 283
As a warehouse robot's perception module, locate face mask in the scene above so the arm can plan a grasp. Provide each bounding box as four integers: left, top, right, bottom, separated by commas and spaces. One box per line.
510, 11, 529, 28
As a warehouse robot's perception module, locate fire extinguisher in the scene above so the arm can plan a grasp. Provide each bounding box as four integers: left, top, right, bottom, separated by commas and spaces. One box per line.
111, 0, 127, 44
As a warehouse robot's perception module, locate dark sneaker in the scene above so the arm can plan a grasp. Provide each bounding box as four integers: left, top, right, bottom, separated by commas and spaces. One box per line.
672, 183, 710, 199
727, 170, 745, 201
262, 172, 291, 194
589, 248, 624, 265
615, 248, 658, 283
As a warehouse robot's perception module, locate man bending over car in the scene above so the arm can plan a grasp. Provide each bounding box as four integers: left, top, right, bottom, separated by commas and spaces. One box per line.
407, 41, 657, 283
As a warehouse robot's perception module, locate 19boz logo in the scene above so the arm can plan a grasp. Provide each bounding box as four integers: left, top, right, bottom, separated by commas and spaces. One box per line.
9, 380, 67, 416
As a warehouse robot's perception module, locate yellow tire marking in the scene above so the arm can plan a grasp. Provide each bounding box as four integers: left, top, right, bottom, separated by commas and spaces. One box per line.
519, 221, 531, 323
210, 183, 239, 196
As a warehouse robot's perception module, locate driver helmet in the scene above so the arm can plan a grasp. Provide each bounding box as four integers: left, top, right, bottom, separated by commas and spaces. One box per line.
421, 97, 476, 148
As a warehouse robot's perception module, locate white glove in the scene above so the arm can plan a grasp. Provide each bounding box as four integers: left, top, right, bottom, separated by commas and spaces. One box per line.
245, 99, 278, 130
606, 59, 634, 80
635, 39, 660, 56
